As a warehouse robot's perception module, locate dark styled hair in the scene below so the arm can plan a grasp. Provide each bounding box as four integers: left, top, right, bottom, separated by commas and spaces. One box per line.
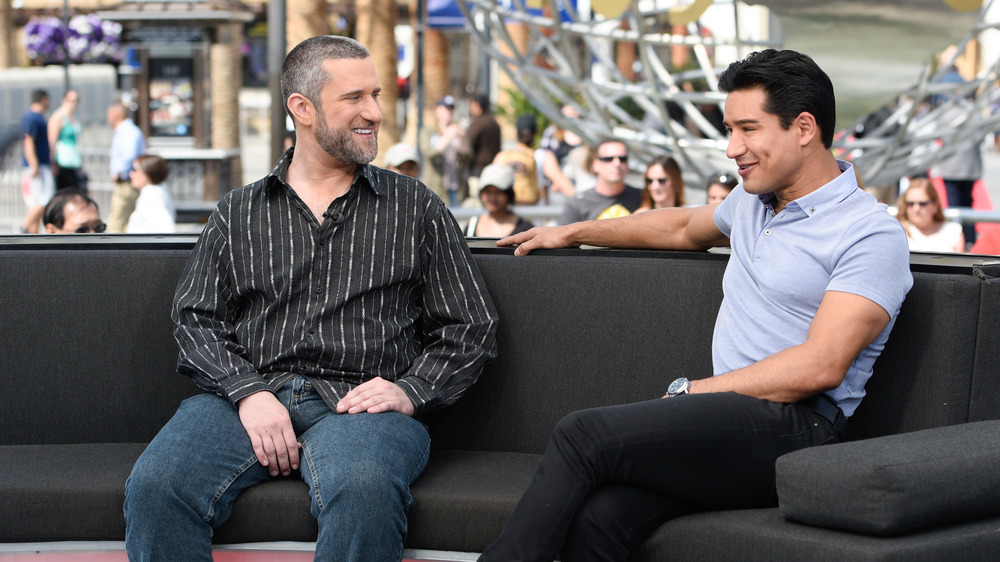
281, 35, 370, 121
718, 49, 836, 149
31, 89, 49, 104
44, 190, 99, 229
135, 154, 169, 185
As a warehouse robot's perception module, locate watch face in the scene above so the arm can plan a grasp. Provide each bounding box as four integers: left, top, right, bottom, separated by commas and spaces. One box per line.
668, 377, 689, 396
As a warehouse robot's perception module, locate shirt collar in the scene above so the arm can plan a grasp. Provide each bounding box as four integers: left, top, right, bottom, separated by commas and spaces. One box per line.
757, 159, 858, 216
264, 146, 385, 197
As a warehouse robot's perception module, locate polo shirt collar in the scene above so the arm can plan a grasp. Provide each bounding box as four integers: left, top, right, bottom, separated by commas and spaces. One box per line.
758, 159, 858, 217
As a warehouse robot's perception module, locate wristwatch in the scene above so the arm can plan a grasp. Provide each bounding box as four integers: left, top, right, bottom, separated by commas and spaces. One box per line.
666, 377, 690, 397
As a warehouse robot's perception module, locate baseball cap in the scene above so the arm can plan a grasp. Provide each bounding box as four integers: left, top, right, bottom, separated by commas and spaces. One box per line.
384, 143, 419, 168
479, 164, 514, 190
436, 95, 456, 109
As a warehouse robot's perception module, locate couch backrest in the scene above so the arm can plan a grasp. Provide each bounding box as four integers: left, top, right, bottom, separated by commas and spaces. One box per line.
0, 241, 197, 445
849, 266, 1000, 440
430, 250, 1000, 452
1, 239, 997, 450
427, 249, 725, 453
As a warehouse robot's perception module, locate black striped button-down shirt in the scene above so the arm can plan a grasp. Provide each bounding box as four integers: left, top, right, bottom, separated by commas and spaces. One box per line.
172, 150, 498, 418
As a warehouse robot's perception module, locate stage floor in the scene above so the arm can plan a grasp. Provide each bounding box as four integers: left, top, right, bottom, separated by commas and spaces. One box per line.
0, 543, 475, 562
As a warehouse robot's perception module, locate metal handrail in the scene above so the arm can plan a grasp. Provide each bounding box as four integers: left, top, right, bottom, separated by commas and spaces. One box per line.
172, 201, 1000, 229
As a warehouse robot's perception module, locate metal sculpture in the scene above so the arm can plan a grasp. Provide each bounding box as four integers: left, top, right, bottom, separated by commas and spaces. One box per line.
458, 0, 1000, 190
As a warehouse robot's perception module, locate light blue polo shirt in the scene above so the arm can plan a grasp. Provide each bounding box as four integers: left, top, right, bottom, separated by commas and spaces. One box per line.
712, 160, 912, 417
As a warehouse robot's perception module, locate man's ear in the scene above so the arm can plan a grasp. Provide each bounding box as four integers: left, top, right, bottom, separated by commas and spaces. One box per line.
796, 112, 818, 147
286, 93, 314, 128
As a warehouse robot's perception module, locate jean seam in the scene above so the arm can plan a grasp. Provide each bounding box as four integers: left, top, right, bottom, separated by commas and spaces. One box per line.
206, 455, 260, 524
302, 443, 324, 511
405, 417, 432, 484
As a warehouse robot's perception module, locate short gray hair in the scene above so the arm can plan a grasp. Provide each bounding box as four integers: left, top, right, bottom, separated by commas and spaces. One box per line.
281, 35, 370, 121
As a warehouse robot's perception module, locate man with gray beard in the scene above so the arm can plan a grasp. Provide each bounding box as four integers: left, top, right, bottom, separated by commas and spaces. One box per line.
124, 36, 498, 561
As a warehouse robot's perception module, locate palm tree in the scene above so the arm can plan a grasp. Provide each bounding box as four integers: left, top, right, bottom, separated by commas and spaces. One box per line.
356, 0, 400, 157
0, 0, 12, 68
423, 28, 451, 120
402, 0, 450, 146
497, 21, 529, 129
287, 0, 331, 51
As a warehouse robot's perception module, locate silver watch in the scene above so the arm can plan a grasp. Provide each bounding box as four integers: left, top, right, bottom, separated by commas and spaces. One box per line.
667, 377, 690, 397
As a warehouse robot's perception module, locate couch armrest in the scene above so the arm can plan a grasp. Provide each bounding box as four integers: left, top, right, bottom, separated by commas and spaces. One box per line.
776, 420, 1000, 536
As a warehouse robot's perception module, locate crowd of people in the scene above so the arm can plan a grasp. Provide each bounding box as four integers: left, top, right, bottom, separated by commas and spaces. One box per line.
18, 83, 990, 255
18, 89, 176, 235
384, 93, 990, 256
384, 97, 745, 233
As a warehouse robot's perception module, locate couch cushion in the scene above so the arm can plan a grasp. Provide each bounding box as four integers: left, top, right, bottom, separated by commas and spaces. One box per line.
0, 443, 537, 552
406, 450, 539, 553
0, 443, 146, 541
633, 508, 1000, 561
219, 450, 542, 551
775, 420, 1000, 536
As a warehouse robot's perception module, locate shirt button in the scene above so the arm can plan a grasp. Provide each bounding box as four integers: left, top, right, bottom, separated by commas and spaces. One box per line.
810, 207, 816, 213
308, 328, 315, 334
315, 287, 322, 294
764, 229, 772, 236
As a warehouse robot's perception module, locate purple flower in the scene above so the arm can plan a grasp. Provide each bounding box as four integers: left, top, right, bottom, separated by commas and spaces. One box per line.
23, 15, 122, 64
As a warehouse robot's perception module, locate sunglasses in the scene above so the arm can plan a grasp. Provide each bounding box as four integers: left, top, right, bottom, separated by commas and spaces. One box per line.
645, 177, 669, 185
75, 222, 107, 234
597, 154, 628, 163
905, 200, 932, 208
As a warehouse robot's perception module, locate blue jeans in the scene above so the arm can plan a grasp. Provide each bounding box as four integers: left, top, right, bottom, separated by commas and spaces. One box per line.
124, 377, 430, 561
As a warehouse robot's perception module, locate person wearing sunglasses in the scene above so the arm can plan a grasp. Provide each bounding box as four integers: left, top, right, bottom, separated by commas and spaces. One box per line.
559, 139, 642, 225
42, 189, 105, 234
706, 170, 739, 204
637, 155, 686, 212
896, 177, 965, 253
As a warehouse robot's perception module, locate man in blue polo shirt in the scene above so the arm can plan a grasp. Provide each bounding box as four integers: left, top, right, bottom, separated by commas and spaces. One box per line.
482, 49, 913, 561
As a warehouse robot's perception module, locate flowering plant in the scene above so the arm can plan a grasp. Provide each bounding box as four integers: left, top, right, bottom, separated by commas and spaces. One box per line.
24, 15, 123, 64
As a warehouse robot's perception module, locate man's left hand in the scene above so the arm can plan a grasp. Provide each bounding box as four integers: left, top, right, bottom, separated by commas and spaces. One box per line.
336, 376, 415, 416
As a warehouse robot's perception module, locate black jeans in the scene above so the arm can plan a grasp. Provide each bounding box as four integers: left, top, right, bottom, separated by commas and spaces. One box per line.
479, 392, 845, 562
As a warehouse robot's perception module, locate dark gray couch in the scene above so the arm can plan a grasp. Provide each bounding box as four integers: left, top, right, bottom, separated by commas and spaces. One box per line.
2, 235, 1000, 560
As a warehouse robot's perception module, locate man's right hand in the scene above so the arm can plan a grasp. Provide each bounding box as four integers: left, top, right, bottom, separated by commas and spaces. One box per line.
497, 225, 578, 256
237, 391, 300, 477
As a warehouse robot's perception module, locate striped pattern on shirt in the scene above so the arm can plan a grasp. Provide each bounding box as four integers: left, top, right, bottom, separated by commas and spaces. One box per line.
172, 149, 498, 418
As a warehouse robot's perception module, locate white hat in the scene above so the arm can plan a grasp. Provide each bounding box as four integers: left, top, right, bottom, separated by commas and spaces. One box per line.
479, 163, 514, 190
384, 143, 419, 168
